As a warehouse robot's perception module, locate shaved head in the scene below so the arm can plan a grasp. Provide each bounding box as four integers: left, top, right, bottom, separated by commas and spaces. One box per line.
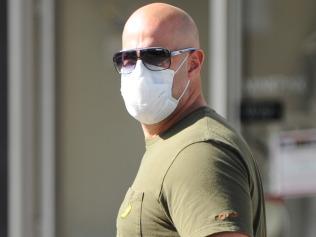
122, 3, 200, 50
119, 3, 206, 136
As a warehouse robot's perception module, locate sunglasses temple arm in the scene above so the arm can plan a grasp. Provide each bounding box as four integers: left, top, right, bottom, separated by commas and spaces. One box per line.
170, 48, 197, 56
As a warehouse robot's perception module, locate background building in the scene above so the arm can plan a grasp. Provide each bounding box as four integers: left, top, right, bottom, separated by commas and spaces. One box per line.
1, 0, 316, 237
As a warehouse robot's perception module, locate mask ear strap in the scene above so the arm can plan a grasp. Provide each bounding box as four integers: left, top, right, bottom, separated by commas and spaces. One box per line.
177, 80, 190, 102
173, 54, 190, 101
174, 54, 189, 74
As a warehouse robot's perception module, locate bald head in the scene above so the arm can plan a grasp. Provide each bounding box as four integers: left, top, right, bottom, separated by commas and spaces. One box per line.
119, 3, 206, 134
122, 3, 200, 50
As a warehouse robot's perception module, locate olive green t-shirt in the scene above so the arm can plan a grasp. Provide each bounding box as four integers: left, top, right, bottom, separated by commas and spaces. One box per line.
116, 107, 266, 237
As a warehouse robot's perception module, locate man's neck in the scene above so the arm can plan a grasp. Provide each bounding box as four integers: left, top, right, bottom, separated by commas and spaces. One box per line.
141, 95, 207, 139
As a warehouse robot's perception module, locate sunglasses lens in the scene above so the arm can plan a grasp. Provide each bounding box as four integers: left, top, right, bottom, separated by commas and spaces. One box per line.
113, 48, 171, 74
113, 51, 137, 73
141, 48, 170, 71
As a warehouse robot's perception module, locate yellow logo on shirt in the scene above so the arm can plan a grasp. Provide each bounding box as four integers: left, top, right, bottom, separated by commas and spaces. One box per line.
120, 203, 132, 218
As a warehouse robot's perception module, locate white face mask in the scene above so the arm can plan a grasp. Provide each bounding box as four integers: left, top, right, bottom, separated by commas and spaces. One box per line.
120, 56, 190, 125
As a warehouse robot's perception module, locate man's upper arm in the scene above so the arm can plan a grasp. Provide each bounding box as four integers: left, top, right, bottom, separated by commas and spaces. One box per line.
208, 232, 250, 237
162, 141, 254, 237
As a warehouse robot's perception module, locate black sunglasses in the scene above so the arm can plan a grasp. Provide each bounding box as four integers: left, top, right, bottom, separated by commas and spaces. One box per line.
112, 47, 197, 74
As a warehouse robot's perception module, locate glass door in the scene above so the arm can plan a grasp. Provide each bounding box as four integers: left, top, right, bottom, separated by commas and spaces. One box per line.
242, 0, 316, 236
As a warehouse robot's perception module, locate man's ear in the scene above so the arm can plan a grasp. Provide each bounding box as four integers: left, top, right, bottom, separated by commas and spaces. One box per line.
188, 50, 204, 77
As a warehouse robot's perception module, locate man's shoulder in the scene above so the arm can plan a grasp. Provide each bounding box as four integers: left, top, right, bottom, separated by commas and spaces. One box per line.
164, 107, 244, 150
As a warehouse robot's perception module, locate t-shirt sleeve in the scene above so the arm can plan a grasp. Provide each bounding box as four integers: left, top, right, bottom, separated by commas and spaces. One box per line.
161, 141, 253, 237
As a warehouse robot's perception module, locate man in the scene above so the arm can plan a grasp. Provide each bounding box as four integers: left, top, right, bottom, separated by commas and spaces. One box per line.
112, 3, 266, 237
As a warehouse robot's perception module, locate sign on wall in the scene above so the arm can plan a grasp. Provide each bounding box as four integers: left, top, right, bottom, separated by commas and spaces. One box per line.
268, 129, 316, 198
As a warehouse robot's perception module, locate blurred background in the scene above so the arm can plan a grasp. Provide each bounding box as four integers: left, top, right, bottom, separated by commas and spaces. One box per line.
1, 0, 316, 236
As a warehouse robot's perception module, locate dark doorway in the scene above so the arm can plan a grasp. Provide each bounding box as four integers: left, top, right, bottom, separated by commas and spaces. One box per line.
0, 0, 8, 236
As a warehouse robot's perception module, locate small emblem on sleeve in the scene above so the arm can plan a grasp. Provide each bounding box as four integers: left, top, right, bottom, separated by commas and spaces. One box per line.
215, 211, 239, 221
120, 203, 132, 218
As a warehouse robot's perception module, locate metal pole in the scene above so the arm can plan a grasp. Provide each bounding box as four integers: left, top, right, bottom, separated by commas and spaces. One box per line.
227, 0, 242, 130
38, 0, 56, 236
8, 0, 35, 236
209, 0, 242, 130
209, 0, 228, 118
